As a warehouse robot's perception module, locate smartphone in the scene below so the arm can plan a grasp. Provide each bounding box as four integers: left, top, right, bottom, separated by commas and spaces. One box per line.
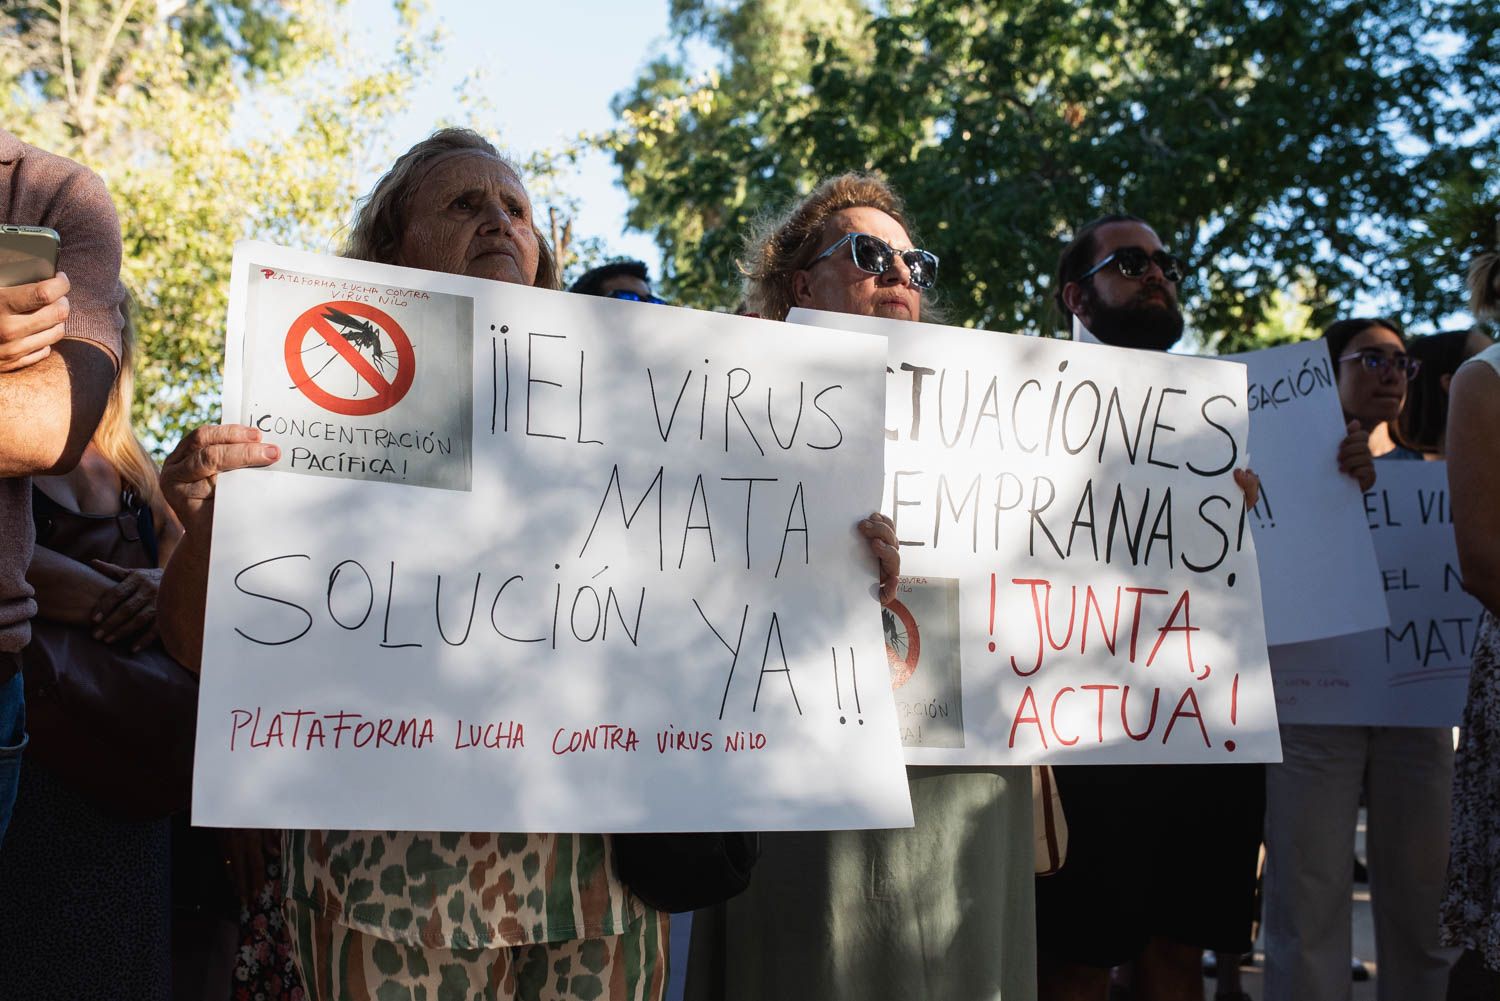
0, 225, 60, 287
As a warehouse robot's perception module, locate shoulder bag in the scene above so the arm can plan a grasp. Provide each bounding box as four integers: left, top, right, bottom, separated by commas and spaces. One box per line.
613, 831, 761, 913
21, 488, 198, 819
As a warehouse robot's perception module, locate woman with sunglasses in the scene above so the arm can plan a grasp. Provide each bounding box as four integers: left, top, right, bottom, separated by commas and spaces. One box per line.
682, 174, 1034, 1001
567, 259, 667, 304
1261, 317, 1456, 1001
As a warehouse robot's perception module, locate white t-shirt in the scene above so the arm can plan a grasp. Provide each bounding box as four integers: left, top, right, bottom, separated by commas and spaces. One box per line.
1461, 340, 1500, 377
1071, 315, 1101, 344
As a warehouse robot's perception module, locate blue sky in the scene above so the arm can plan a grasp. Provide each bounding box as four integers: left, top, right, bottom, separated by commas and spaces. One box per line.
360, 0, 679, 276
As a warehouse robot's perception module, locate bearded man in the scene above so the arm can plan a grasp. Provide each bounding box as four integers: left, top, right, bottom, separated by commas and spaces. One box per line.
1035, 214, 1263, 1001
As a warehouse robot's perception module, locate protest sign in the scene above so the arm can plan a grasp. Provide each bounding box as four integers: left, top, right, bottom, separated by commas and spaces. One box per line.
192, 243, 914, 833
1230, 340, 1388, 645
1270, 461, 1478, 726
789, 308, 1281, 765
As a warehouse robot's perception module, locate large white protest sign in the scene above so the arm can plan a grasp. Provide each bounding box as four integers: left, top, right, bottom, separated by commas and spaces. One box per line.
1271, 461, 1478, 726
193, 243, 914, 833
1231, 340, 1388, 645
788, 309, 1281, 765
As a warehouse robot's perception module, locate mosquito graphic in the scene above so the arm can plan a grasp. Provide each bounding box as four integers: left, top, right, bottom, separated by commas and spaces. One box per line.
291, 306, 403, 395
882, 606, 910, 660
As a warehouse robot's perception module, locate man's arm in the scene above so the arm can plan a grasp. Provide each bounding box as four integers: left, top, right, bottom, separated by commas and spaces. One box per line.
0, 149, 126, 476
0, 337, 115, 477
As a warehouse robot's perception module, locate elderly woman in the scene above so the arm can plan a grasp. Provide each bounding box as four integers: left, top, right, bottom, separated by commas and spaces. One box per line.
683, 174, 1036, 1001
159, 129, 668, 1001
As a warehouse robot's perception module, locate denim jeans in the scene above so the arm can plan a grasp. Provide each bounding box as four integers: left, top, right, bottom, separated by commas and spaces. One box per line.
0, 664, 25, 850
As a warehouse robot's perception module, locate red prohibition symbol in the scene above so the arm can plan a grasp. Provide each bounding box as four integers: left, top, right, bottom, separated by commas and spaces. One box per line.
883, 598, 922, 690
284, 300, 416, 416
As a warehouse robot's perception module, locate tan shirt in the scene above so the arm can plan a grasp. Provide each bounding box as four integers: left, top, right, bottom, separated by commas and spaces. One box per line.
0, 129, 125, 653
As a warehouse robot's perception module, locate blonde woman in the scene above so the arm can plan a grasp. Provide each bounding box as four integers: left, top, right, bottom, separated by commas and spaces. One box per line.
0, 305, 184, 998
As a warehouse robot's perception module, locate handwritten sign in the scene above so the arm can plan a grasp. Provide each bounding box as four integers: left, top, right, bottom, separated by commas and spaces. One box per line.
788, 309, 1281, 765
1270, 461, 1478, 726
192, 243, 914, 833
1229, 340, 1388, 645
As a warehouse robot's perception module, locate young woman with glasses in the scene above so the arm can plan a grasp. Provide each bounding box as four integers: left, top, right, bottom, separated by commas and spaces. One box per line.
1261, 317, 1457, 1001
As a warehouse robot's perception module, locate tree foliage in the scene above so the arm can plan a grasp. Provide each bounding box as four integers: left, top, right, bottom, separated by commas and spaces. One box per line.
0, 0, 438, 446
608, 0, 1499, 350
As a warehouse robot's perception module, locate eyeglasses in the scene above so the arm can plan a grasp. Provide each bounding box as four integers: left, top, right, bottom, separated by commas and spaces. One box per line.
1079, 246, 1186, 284
1337, 350, 1422, 380
606, 289, 666, 305
809, 233, 940, 290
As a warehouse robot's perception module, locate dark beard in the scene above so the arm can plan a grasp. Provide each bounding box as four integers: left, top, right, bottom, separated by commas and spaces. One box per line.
1083, 289, 1184, 352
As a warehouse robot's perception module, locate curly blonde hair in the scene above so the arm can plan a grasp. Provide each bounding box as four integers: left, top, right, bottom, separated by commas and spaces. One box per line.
342, 128, 560, 290
740, 173, 933, 322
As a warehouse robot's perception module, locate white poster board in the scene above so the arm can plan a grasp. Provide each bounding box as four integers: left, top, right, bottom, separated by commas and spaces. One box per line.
192, 243, 914, 832
1270, 461, 1478, 726
1230, 340, 1388, 644
789, 309, 1281, 765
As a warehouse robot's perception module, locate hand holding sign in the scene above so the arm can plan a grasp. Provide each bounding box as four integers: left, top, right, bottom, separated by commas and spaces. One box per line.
1234, 468, 1261, 510
1338, 421, 1377, 491
859, 512, 900, 604
160, 424, 279, 538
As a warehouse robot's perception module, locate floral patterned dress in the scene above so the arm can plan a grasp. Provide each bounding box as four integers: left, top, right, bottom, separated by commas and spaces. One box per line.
233, 854, 305, 1001
1441, 611, 1500, 965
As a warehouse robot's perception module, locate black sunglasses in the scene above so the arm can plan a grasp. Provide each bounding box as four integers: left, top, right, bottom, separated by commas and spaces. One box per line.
606, 289, 666, 305
1080, 246, 1186, 284
809, 232, 940, 290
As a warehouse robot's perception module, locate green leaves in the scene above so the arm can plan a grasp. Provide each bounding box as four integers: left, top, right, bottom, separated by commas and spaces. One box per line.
609, 0, 1498, 346
1, 0, 437, 450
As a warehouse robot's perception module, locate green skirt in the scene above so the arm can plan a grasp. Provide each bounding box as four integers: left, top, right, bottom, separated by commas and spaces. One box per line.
684, 765, 1036, 1001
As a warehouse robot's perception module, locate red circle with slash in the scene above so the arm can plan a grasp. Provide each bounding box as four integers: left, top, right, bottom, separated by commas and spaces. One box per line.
284, 300, 415, 416
884, 597, 922, 690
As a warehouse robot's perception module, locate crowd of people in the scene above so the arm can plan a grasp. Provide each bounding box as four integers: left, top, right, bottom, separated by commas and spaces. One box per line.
1, 122, 1497, 1001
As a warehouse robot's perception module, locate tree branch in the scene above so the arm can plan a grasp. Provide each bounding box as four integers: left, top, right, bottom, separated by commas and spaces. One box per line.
78, 0, 140, 137
58, 0, 79, 117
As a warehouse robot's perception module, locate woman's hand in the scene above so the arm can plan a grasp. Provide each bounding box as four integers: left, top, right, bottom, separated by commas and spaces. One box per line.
1338, 420, 1377, 492
1233, 468, 1261, 511
159, 424, 279, 538
88, 561, 162, 651
157, 424, 278, 672
859, 512, 900, 605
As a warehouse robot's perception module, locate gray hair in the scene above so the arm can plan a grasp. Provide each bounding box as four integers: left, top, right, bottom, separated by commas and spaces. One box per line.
342, 127, 560, 290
